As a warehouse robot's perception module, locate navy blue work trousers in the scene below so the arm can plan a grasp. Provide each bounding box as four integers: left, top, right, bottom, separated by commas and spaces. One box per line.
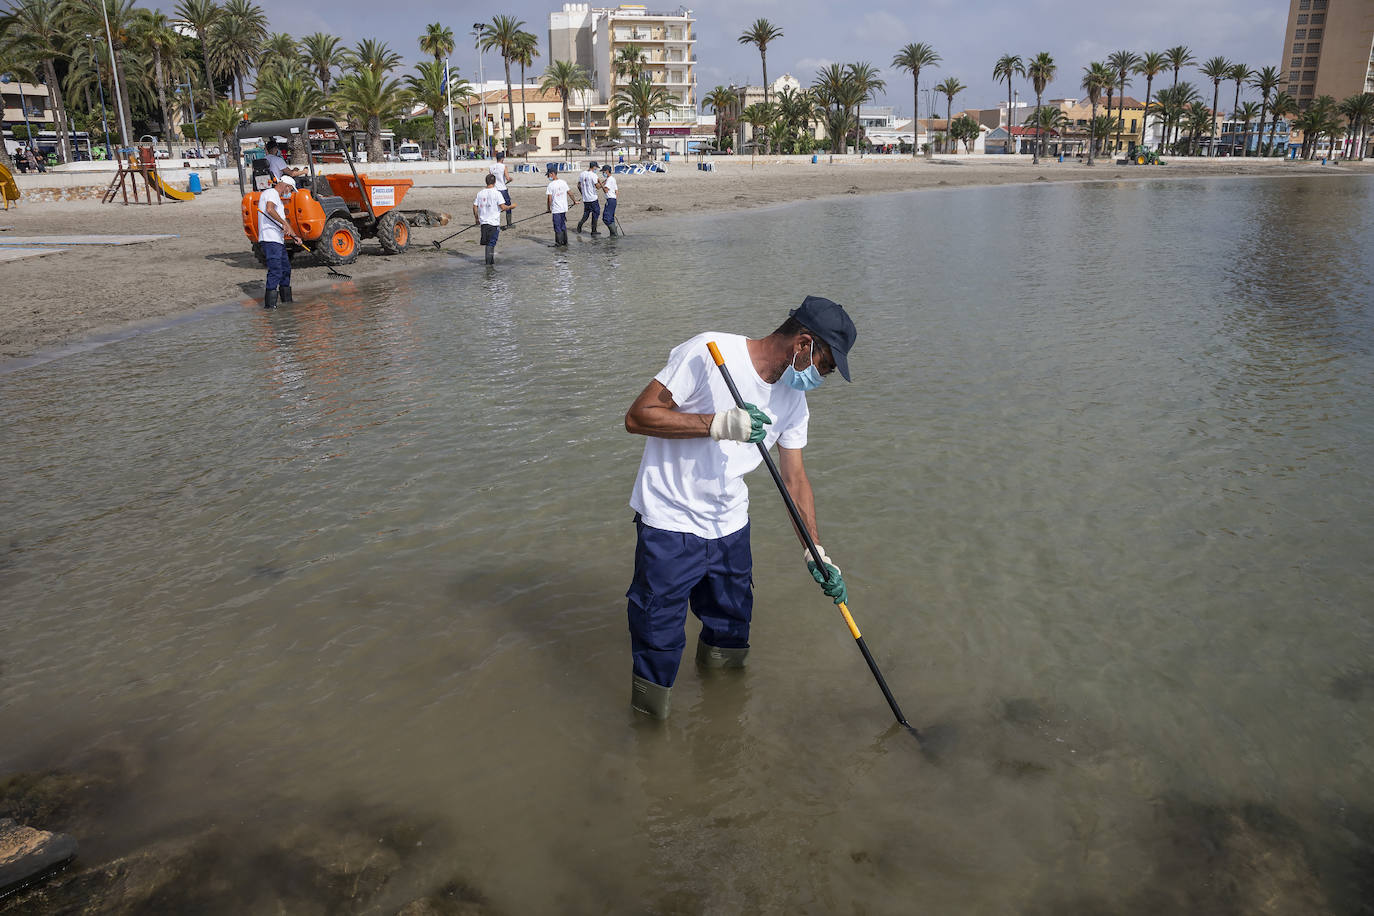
552, 212, 567, 236
262, 240, 290, 291
580, 199, 601, 222
602, 199, 617, 226
626, 515, 753, 687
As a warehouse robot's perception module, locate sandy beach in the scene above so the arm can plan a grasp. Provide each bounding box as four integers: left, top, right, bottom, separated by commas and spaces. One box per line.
2, 154, 1367, 364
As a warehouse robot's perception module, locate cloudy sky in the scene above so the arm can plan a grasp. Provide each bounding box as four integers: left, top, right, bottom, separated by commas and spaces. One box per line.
157, 0, 1292, 115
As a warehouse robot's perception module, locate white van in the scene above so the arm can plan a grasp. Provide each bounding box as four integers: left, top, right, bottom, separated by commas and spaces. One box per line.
398, 142, 423, 162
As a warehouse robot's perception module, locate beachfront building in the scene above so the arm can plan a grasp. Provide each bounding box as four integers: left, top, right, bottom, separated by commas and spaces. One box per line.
456, 80, 604, 156
548, 3, 698, 155
1, 79, 55, 156
1061, 95, 1151, 154
724, 74, 807, 151
1218, 116, 1295, 155
1278, 0, 1374, 108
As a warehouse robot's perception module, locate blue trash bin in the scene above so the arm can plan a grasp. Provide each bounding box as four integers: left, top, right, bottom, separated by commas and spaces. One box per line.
811, 154, 818, 163
188, 173, 203, 194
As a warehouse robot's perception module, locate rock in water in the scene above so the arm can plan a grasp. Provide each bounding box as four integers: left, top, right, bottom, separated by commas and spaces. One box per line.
0, 818, 77, 898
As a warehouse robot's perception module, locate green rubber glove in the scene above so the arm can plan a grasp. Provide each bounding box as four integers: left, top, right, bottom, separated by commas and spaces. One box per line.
709, 403, 772, 444
805, 545, 848, 605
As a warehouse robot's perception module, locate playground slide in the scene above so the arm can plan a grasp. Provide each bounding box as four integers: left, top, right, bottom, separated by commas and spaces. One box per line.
0, 161, 18, 209
126, 155, 196, 201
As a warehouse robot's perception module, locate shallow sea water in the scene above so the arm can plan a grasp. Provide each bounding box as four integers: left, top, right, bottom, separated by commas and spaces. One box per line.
2, 175, 1373, 913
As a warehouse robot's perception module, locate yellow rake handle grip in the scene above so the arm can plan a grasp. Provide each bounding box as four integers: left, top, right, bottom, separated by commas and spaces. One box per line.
837, 602, 862, 640
707, 340, 725, 366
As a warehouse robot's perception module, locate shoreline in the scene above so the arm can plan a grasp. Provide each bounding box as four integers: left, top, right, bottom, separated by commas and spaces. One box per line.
3, 155, 1370, 366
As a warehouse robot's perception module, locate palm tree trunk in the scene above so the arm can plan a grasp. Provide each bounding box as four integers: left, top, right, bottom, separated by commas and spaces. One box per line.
1088, 101, 1096, 164
561, 93, 570, 148
154, 49, 173, 156
1142, 77, 1154, 149
761, 51, 770, 155
519, 61, 528, 158
369, 114, 383, 163
1116, 81, 1125, 151
1256, 100, 1268, 161
42, 59, 71, 163
1210, 84, 1220, 155
1033, 93, 1042, 164
201, 37, 215, 99
114, 52, 136, 149
503, 58, 515, 155
918, 74, 925, 158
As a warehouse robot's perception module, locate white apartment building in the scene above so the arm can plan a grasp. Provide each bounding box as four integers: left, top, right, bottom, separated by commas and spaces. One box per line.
548, 3, 698, 154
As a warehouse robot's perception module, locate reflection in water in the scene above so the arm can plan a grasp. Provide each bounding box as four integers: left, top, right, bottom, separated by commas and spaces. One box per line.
0, 176, 1371, 912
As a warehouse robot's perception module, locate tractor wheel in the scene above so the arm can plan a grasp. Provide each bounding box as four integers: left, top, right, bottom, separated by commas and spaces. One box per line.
377, 210, 410, 254
316, 216, 360, 265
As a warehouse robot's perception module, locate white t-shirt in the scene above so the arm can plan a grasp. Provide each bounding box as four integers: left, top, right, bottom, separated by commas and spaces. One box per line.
257, 187, 285, 244
578, 169, 598, 200
474, 188, 504, 225
601, 175, 618, 199
630, 332, 809, 539
490, 162, 508, 191
264, 151, 288, 178
547, 178, 570, 214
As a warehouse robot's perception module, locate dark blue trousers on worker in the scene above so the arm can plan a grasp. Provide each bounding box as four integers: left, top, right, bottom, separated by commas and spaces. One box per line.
552, 212, 567, 235
262, 240, 290, 291
602, 198, 617, 227
479, 224, 500, 248
626, 515, 753, 688
578, 199, 600, 227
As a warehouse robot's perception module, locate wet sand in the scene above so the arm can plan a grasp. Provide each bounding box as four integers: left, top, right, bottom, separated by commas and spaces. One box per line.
2, 154, 1367, 363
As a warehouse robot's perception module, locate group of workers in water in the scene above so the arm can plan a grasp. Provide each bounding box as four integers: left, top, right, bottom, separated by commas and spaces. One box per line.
472, 151, 621, 265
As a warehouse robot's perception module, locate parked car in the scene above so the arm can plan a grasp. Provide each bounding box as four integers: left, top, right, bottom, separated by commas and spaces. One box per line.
397, 142, 422, 162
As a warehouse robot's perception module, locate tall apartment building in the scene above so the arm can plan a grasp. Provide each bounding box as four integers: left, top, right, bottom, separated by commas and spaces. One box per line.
1278, 0, 1374, 108
548, 3, 697, 151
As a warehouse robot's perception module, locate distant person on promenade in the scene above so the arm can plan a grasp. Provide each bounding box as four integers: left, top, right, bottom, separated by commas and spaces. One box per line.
576, 161, 601, 235
490, 151, 513, 227
257, 175, 302, 309
599, 164, 619, 236
474, 172, 514, 265
263, 140, 306, 188
546, 162, 571, 247
621, 296, 857, 719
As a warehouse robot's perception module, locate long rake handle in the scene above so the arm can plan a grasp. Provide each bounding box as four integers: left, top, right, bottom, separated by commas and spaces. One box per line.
705, 341, 911, 729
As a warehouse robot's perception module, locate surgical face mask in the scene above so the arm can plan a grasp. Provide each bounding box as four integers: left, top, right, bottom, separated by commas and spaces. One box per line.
782, 341, 824, 392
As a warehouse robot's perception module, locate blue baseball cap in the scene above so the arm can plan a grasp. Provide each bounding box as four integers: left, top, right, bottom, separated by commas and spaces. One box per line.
790, 295, 856, 381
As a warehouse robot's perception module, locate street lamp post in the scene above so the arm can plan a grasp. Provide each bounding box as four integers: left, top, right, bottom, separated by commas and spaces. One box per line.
85, 35, 113, 161
181, 65, 202, 155
100, 0, 129, 150
473, 24, 489, 158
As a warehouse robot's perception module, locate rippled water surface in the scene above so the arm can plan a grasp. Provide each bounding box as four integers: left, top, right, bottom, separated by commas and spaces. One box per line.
3, 176, 1373, 913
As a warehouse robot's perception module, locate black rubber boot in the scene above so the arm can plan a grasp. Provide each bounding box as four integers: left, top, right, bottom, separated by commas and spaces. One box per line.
576, 214, 586, 233
557, 231, 568, 247
631, 675, 671, 720
606, 222, 618, 237
263, 289, 278, 309
590, 218, 600, 237
484, 245, 495, 265
279, 286, 293, 303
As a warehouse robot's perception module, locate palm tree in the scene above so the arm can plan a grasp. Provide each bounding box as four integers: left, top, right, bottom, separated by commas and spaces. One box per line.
846, 62, 885, 156
210, 0, 268, 102
1266, 91, 1297, 157
1033, 105, 1065, 157
610, 74, 674, 155
540, 59, 590, 148
135, 8, 184, 155
1133, 51, 1167, 149
258, 32, 302, 81
252, 71, 325, 160
1228, 63, 1251, 128
1081, 62, 1113, 163
703, 84, 738, 150
1234, 101, 1261, 156
934, 76, 965, 151
1182, 101, 1213, 155
299, 33, 345, 95
1339, 92, 1374, 160
407, 60, 464, 158
812, 64, 848, 162
740, 101, 774, 155
512, 31, 539, 156
1165, 45, 1195, 90
738, 19, 782, 107
775, 86, 814, 152
614, 43, 647, 81
174, 0, 220, 99
419, 23, 454, 64
1091, 114, 1120, 155
199, 97, 242, 160
896, 43, 941, 157
1027, 51, 1056, 163
1199, 56, 1231, 155
332, 68, 411, 162
1250, 66, 1280, 159
479, 14, 525, 155
991, 53, 1022, 153
348, 38, 402, 79
68, 0, 141, 149
1106, 50, 1138, 153
4, 0, 72, 161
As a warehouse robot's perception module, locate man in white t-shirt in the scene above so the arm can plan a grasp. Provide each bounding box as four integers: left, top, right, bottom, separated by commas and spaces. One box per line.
575, 161, 601, 235
489, 152, 513, 227
263, 140, 306, 188
545, 162, 571, 247
473, 172, 514, 265
622, 296, 858, 719
598, 164, 620, 236
257, 176, 302, 308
